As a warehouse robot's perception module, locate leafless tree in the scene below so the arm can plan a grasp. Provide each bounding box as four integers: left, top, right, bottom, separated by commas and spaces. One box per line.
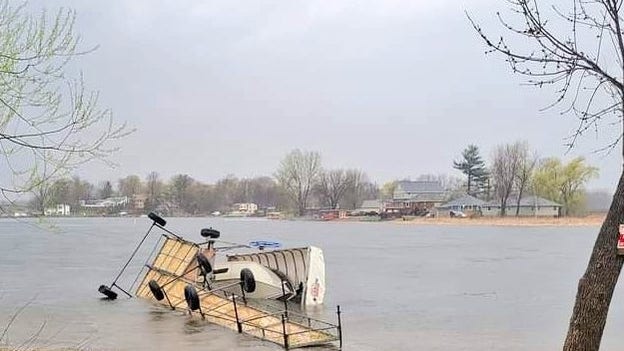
145, 171, 162, 211
315, 169, 354, 209
169, 174, 194, 212
513, 141, 538, 216
0, 1, 129, 207
29, 161, 55, 214
342, 170, 377, 209
417, 173, 465, 195
275, 149, 321, 216
469, 0, 624, 349
118, 175, 142, 198
492, 143, 523, 216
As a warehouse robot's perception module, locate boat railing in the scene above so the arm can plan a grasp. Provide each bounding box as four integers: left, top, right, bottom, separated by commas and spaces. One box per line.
225, 290, 342, 350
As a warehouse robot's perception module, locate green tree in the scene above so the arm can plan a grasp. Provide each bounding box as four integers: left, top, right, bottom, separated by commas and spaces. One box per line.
470, 1, 617, 347
275, 149, 321, 216
0, 1, 128, 204
453, 145, 488, 196
533, 157, 598, 216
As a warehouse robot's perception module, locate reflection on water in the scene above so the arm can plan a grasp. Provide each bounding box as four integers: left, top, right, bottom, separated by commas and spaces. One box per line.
0, 217, 621, 350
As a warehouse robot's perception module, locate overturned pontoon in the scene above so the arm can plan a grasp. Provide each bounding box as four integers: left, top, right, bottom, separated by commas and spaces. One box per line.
99, 213, 342, 350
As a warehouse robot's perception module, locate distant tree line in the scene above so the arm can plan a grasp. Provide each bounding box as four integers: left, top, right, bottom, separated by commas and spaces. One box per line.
29, 149, 378, 216
29, 145, 599, 217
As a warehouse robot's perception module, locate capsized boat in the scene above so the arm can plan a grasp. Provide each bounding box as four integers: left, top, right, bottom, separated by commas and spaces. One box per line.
98, 213, 342, 350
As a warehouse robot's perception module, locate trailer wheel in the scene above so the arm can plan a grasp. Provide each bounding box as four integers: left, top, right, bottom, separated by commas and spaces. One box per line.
240, 268, 256, 293
98, 285, 118, 300
148, 280, 165, 301
184, 284, 200, 311
196, 252, 212, 275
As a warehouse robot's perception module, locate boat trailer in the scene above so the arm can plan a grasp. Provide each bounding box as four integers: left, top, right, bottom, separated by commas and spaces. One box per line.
98, 213, 343, 350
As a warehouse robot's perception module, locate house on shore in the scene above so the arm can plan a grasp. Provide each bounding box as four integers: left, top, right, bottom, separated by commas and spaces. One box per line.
482, 196, 562, 217
436, 194, 486, 217
352, 199, 384, 215
386, 180, 447, 215
80, 196, 129, 215
44, 204, 71, 216
226, 203, 259, 217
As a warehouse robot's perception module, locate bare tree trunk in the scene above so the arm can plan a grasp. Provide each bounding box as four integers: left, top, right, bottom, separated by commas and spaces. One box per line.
515, 188, 523, 217
563, 172, 624, 351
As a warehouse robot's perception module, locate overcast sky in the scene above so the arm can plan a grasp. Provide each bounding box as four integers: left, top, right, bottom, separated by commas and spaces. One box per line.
31, 0, 623, 190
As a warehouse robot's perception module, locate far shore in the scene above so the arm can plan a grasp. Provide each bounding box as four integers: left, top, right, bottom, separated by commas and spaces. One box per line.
393, 214, 606, 227
0, 213, 608, 227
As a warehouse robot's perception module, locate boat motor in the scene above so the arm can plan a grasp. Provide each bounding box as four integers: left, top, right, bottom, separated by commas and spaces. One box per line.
98, 212, 167, 300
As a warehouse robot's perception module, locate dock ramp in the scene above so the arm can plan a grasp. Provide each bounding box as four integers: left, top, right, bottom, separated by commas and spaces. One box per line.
134, 235, 342, 349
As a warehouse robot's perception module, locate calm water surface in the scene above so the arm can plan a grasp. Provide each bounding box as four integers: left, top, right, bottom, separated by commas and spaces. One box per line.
0, 217, 620, 350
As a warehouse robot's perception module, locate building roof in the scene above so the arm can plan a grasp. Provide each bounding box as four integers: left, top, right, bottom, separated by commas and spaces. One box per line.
399, 193, 448, 203
396, 180, 445, 193
517, 196, 561, 207
359, 199, 382, 209
439, 194, 486, 208
486, 196, 561, 208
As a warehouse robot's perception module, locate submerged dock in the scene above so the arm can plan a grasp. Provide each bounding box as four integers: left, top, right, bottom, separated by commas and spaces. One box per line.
134, 235, 342, 349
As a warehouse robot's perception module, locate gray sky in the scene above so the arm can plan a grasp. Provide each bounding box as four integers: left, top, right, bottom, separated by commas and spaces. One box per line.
33, 0, 622, 190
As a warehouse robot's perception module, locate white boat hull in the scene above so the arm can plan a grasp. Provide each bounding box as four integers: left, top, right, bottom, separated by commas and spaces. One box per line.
213, 261, 294, 299
225, 246, 326, 307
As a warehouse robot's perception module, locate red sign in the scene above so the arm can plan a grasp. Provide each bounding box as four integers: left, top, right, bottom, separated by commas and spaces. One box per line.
617, 225, 624, 255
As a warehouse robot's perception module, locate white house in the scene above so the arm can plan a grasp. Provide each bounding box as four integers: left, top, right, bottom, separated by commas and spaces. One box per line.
233, 203, 258, 215
482, 196, 561, 217
45, 204, 71, 216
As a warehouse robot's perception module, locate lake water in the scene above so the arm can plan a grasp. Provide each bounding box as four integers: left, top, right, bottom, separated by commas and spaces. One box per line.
0, 217, 622, 350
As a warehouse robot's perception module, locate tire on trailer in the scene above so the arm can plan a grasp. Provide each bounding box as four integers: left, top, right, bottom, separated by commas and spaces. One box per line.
240, 268, 256, 293
196, 252, 212, 275
184, 284, 201, 311
98, 285, 118, 300
148, 280, 165, 301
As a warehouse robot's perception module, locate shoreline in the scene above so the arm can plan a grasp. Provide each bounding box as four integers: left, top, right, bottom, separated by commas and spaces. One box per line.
0, 214, 607, 227
391, 215, 606, 227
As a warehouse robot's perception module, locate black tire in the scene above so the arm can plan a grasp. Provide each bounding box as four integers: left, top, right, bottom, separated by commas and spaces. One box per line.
184, 284, 200, 311
196, 252, 212, 275
148, 212, 167, 226
200, 228, 220, 238
98, 284, 118, 300
240, 268, 256, 293
148, 280, 165, 301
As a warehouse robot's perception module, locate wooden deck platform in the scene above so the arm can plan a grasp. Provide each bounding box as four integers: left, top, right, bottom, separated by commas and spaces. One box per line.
134, 236, 341, 349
